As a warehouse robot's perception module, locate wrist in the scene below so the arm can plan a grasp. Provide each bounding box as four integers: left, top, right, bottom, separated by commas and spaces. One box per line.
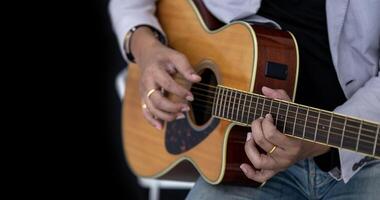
128, 26, 163, 63
310, 145, 330, 158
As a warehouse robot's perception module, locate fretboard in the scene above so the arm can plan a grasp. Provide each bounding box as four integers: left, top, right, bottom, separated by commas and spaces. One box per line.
208, 85, 380, 158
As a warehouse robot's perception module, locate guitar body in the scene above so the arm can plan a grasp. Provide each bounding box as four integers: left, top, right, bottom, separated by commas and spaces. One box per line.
123, 0, 298, 186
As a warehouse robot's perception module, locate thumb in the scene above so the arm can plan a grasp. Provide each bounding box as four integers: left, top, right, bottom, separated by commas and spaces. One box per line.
261, 86, 291, 101
169, 52, 201, 83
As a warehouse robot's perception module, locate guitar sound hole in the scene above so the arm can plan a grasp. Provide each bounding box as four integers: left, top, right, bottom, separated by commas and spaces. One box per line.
189, 68, 218, 127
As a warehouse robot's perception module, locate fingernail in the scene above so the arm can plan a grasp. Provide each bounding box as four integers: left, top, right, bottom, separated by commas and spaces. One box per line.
191, 74, 201, 81
176, 113, 185, 120
262, 86, 271, 91
265, 113, 272, 119
259, 116, 264, 120
240, 165, 247, 174
181, 106, 190, 112
186, 95, 194, 101
246, 132, 252, 141
155, 124, 162, 130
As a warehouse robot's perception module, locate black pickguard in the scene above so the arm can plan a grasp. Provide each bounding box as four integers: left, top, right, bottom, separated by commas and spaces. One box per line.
165, 115, 219, 155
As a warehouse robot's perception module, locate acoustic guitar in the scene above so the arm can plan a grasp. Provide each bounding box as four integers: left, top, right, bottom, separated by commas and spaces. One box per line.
122, 0, 380, 186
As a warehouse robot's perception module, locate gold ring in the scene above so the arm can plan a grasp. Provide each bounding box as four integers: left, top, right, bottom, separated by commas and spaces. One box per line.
268, 145, 277, 154
147, 89, 157, 99
142, 104, 147, 109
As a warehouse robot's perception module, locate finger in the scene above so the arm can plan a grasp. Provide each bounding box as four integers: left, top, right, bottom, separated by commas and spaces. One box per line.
141, 75, 178, 121
165, 62, 177, 75
262, 86, 291, 101
142, 104, 163, 130
262, 114, 292, 149
245, 132, 277, 170
251, 117, 276, 153
150, 91, 190, 113
240, 163, 276, 183
154, 67, 194, 101
169, 52, 201, 82
145, 97, 177, 122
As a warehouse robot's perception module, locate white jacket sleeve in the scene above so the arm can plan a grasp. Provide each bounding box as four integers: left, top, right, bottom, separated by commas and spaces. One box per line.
335, 70, 380, 183
109, 0, 164, 60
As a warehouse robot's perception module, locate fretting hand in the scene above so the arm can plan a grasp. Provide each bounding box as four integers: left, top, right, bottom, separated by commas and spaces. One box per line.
240, 86, 330, 183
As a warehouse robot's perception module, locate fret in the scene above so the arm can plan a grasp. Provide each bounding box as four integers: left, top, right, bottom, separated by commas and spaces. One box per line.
217, 87, 224, 117
253, 96, 260, 120
304, 108, 318, 140
294, 106, 307, 138
282, 103, 290, 134
229, 90, 235, 120
284, 104, 297, 135
236, 92, 243, 122
212, 87, 220, 116
355, 121, 363, 152
373, 125, 380, 156
277, 102, 288, 133
375, 125, 380, 157
314, 111, 321, 141
216, 87, 222, 117
248, 96, 258, 122
358, 122, 378, 155
236, 92, 242, 122
326, 113, 333, 145
328, 114, 344, 147
290, 105, 299, 136
246, 94, 253, 124
340, 117, 347, 148
263, 98, 273, 117
231, 90, 237, 121
222, 88, 229, 118
315, 112, 331, 144
241, 93, 247, 124
230, 90, 236, 120
342, 119, 360, 151
261, 98, 266, 117
275, 101, 281, 126
235, 92, 240, 120
220, 88, 226, 118
302, 107, 309, 139
269, 99, 273, 115
270, 101, 279, 125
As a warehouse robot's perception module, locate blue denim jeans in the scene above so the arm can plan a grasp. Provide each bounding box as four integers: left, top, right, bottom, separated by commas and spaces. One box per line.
186, 158, 380, 199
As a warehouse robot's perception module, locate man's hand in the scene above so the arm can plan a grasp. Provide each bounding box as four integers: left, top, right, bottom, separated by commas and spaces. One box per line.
130, 26, 201, 130
240, 86, 330, 183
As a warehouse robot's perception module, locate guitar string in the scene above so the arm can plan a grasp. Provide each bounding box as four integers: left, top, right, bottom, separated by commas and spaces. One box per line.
191, 97, 378, 143
189, 86, 378, 134
189, 101, 375, 145
190, 89, 378, 140
189, 100, 377, 146
189, 84, 379, 133
192, 83, 369, 127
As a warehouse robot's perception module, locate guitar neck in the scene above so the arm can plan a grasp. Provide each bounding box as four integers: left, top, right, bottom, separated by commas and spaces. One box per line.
209, 85, 380, 158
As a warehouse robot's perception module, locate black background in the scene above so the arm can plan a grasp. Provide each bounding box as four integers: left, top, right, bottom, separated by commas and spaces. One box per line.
12, 0, 189, 199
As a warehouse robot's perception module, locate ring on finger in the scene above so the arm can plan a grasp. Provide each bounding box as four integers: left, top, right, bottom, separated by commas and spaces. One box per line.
142, 103, 147, 109
147, 89, 158, 99
268, 145, 277, 155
